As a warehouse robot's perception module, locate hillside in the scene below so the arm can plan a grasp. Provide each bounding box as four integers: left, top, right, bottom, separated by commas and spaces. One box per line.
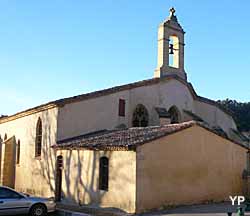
217, 99, 250, 132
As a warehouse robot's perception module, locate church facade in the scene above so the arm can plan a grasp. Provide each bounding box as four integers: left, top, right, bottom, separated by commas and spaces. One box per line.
0, 8, 249, 213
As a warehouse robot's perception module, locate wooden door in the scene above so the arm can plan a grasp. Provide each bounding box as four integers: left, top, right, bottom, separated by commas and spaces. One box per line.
55, 155, 63, 202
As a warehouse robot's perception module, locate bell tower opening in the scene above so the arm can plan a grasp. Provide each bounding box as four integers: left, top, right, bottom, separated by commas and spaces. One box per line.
169, 35, 179, 68
154, 7, 187, 80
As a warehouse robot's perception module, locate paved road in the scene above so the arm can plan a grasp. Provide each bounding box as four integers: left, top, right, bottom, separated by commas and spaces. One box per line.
15, 203, 250, 216
138, 203, 248, 216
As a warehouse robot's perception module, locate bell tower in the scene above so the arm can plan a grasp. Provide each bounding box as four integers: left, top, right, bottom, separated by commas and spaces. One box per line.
154, 8, 187, 80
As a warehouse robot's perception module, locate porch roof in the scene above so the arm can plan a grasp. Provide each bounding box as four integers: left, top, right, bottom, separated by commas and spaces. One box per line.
53, 121, 249, 151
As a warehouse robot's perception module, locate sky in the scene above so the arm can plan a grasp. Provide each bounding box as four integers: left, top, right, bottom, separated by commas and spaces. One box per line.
0, 0, 250, 115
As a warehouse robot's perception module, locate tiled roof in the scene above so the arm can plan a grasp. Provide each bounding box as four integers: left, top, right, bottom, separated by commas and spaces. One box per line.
183, 110, 204, 122
53, 121, 248, 151
0, 75, 234, 124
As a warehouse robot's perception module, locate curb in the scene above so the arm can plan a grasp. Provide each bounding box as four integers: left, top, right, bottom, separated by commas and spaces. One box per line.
56, 208, 91, 216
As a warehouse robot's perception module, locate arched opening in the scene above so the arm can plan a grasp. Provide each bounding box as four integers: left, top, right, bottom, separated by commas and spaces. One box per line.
169, 35, 179, 68
99, 156, 109, 191
132, 104, 149, 127
168, 106, 181, 124
35, 117, 42, 158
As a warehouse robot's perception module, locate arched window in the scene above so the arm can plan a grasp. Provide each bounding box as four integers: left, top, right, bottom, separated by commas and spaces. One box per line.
132, 104, 149, 127
35, 118, 42, 158
16, 139, 20, 165
99, 157, 109, 191
169, 35, 179, 68
168, 106, 181, 124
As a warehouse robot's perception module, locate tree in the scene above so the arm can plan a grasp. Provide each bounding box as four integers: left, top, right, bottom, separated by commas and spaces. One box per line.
217, 99, 250, 132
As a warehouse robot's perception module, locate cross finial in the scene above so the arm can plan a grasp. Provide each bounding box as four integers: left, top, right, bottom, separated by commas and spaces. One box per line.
170, 7, 176, 16
168, 7, 178, 22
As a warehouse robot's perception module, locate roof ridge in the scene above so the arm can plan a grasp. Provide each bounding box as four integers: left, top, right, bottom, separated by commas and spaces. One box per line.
0, 75, 234, 124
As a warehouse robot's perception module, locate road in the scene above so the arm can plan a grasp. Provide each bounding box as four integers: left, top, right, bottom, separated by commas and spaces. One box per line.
15, 203, 249, 216
139, 203, 248, 216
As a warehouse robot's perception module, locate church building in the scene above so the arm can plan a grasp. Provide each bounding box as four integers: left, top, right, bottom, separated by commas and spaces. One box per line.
0, 8, 249, 213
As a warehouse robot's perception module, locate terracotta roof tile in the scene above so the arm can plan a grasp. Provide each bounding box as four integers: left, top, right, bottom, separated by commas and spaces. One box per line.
53, 121, 249, 151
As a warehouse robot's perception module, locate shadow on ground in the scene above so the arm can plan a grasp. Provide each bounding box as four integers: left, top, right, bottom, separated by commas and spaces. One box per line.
138, 202, 248, 216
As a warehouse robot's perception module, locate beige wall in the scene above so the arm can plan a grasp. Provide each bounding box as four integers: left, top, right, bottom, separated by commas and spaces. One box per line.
0, 77, 238, 209
195, 100, 237, 134
0, 107, 58, 197
57, 92, 131, 140
57, 78, 236, 142
57, 150, 136, 213
57, 79, 196, 140
136, 125, 247, 213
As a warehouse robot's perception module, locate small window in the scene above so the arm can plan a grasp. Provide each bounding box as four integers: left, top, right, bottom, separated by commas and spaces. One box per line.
99, 157, 109, 191
118, 99, 126, 117
35, 118, 42, 158
4, 134, 7, 141
16, 139, 20, 165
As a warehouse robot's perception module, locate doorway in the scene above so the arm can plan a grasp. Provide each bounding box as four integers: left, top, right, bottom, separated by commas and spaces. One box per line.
0, 136, 16, 188
55, 155, 63, 202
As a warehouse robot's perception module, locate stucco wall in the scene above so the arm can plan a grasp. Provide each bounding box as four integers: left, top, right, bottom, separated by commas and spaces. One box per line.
57, 91, 131, 140
57, 79, 196, 140
0, 107, 58, 197
194, 100, 237, 133
136, 126, 247, 213
57, 150, 136, 213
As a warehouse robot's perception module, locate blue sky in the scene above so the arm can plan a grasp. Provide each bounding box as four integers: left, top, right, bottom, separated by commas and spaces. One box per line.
0, 0, 250, 115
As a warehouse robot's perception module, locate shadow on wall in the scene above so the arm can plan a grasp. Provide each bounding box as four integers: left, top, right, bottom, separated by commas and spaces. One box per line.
19, 111, 133, 211
27, 115, 113, 206
19, 110, 57, 197
62, 150, 112, 206
60, 149, 134, 210
38, 112, 57, 196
